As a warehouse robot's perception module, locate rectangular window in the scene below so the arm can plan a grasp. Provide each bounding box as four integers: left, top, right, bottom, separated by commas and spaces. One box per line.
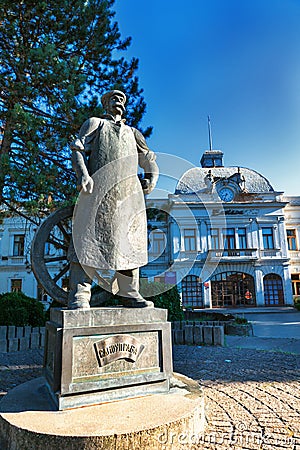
291, 274, 300, 296
238, 228, 247, 249
151, 231, 166, 254
11, 279, 22, 293
183, 229, 196, 251
210, 228, 219, 249
262, 227, 274, 249
287, 229, 297, 251
13, 234, 25, 256
223, 228, 235, 249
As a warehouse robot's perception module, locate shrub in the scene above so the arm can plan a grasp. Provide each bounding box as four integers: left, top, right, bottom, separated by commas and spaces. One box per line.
91, 280, 184, 322
294, 296, 300, 311
140, 281, 184, 322
234, 316, 248, 325
0, 292, 46, 326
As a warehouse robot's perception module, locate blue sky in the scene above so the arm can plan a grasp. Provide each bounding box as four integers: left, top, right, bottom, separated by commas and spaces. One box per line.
114, 0, 300, 196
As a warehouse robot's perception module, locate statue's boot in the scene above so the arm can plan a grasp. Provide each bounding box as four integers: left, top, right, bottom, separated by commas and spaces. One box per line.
115, 269, 154, 308
68, 262, 92, 309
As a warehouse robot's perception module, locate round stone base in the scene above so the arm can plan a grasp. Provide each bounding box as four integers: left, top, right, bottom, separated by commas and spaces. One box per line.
0, 373, 205, 450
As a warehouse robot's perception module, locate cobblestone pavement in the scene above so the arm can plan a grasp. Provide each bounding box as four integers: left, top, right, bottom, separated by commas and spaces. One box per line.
0, 349, 43, 397
1, 346, 300, 449
173, 346, 300, 449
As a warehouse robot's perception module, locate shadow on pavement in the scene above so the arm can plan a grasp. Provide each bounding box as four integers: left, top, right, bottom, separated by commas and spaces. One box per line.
173, 344, 300, 383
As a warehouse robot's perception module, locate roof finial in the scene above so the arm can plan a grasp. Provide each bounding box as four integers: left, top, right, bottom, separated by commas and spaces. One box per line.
208, 115, 213, 151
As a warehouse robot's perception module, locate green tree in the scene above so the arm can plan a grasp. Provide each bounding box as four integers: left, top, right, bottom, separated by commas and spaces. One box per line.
0, 0, 151, 218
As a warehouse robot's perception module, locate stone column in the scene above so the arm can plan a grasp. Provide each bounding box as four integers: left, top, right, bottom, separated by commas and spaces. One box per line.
278, 218, 288, 257
273, 224, 280, 250
169, 218, 180, 259
200, 220, 208, 252
252, 220, 260, 249
283, 264, 293, 305
254, 266, 264, 306
196, 219, 201, 252
246, 220, 253, 249
203, 281, 211, 308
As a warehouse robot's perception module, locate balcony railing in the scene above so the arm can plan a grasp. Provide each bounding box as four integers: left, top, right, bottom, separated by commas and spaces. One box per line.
288, 250, 300, 260
1, 256, 26, 265
208, 248, 258, 260
259, 249, 282, 258
172, 251, 206, 263
148, 252, 168, 263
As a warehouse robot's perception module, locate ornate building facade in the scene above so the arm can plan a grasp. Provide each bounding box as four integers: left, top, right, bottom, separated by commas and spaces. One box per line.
145, 150, 299, 308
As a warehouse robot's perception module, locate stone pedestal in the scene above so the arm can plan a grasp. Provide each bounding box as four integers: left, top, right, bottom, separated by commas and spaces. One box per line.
44, 307, 173, 410
0, 373, 205, 450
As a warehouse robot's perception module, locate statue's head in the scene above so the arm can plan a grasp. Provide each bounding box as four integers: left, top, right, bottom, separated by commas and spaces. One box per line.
101, 90, 126, 116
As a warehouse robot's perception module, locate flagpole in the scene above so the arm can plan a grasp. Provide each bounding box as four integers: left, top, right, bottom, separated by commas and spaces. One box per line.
208, 115, 213, 151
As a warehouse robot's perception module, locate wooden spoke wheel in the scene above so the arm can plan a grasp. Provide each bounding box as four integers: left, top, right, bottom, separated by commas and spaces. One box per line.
31, 206, 74, 305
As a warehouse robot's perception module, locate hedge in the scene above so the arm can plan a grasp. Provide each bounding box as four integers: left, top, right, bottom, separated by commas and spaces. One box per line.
0, 292, 46, 327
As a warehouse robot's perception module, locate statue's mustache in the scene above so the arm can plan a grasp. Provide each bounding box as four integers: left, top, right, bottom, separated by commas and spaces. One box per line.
115, 102, 125, 111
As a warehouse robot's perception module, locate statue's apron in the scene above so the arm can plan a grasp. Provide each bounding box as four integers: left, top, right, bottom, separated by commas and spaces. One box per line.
72, 120, 148, 270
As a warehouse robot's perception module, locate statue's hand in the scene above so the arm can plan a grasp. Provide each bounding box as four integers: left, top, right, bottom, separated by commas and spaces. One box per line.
77, 175, 94, 194
141, 178, 155, 195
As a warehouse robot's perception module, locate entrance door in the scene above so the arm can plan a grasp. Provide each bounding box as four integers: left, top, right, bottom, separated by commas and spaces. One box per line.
211, 272, 256, 308
263, 274, 284, 306
181, 275, 203, 308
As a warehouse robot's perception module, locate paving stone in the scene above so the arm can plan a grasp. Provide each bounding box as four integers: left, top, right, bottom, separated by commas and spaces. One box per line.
0, 344, 299, 449
213, 326, 224, 346
203, 326, 213, 345
7, 326, 15, 339
0, 327, 6, 340
184, 325, 194, 344
173, 345, 300, 449
173, 329, 184, 345
40, 333, 45, 347
24, 326, 32, 337
193, 325, 203, 345
0, 341, 7, 353
172, 321, 182, 330
30, 333, 40, 349
8, 339, 18, 352
31, 327, 40, 334
19, 337, 30, 351
16, 327, 24, 338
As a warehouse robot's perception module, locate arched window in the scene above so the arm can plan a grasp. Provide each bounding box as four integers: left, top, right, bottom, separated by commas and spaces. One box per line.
263, 274, 284, 306
181, 275, 203, 308
211, 271, 256, 308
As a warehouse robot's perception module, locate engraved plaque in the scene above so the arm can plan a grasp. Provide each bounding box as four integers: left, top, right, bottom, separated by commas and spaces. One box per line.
94, 334, 144, 367
71, 331, 160, 382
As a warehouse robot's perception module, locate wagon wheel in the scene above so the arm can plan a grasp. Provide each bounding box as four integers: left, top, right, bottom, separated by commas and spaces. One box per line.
31, 206, 74, 305
31, 205, 112, 305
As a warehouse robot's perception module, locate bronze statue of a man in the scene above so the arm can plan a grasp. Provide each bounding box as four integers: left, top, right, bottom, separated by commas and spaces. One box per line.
69, 90, 159, 309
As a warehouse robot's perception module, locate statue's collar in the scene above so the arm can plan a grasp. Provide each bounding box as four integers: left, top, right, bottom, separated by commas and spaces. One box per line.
101, 114, 126, 124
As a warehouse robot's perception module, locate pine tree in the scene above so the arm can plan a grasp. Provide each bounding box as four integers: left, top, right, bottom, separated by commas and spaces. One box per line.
0, 0, 151, 217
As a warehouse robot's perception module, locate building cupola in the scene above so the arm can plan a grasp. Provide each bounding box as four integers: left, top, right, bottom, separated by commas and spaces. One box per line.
200, 150, 224, 168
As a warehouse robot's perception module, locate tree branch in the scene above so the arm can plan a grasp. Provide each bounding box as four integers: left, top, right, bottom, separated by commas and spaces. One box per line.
1, 198, 40, 225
